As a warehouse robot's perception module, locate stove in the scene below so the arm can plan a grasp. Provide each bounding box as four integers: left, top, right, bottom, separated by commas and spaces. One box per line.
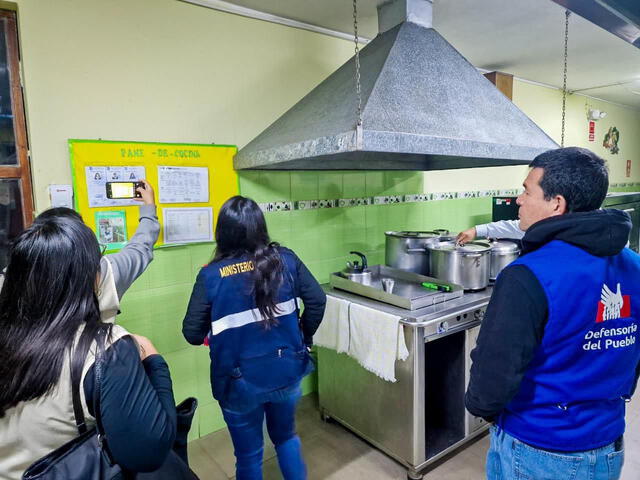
319, 278, 493, 479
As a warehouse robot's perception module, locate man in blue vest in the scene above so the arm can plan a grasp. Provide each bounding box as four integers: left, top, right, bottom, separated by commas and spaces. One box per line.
465, 147, 640, 480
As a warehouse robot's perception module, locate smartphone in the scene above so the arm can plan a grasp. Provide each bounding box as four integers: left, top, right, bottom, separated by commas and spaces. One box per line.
105, 181, 143, 199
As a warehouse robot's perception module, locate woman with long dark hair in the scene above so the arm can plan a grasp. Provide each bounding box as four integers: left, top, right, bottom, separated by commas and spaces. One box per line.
0, 214, 178, 479
183, 195, 326, 480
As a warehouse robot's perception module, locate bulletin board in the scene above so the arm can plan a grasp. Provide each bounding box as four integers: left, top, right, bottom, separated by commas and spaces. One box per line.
69, 139, 238, 250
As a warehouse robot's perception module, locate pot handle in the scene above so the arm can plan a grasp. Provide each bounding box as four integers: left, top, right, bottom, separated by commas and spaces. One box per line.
406, 247, 427, 253
465, 253, 482, 258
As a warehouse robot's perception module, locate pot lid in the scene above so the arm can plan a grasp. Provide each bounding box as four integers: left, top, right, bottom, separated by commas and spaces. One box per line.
430, 239, 491, 253
385, 230, 439, 238
490, 239, 521, 254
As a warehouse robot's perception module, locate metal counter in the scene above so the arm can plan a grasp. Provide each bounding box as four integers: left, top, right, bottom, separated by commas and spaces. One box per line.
317, 285, 493, 479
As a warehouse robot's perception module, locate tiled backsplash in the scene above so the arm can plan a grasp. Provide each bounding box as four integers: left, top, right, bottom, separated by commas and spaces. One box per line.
116, 171, 640, 440
241, 171, 498, 284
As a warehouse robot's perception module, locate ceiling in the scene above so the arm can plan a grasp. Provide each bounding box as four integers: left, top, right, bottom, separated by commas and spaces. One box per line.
200, 0, 640, 109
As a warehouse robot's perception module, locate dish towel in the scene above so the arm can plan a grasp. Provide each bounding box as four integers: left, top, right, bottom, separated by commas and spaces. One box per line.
348, 302, 410, 382
313, 296, 350, 354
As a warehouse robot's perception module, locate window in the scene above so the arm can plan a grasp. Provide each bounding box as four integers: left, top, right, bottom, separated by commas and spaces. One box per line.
0, 9, 32, 271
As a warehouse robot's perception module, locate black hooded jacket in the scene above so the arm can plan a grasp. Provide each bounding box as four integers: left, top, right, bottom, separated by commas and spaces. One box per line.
465, 209, 634, 420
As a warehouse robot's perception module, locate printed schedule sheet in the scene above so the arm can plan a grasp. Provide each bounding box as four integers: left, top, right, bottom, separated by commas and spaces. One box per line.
158, 166, 209, 203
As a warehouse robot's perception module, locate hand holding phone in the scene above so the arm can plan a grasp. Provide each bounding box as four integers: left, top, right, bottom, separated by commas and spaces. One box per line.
134, 179, 155, 206
105, 179, 155, 206
106, 181, 143, 199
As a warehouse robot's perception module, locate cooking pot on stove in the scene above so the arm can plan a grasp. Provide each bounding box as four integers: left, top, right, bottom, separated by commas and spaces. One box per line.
427, 239, 491, 291
385, 231, 448, 275
489, 239, 521, 281
341, 251, 372, 284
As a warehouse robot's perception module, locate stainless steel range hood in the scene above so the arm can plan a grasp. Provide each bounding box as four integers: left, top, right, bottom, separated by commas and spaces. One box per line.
234, 0, 558, 171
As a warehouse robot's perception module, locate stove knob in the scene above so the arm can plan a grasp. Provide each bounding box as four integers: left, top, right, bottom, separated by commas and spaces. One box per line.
474, 310, 485, 321
438, 321, 450, 333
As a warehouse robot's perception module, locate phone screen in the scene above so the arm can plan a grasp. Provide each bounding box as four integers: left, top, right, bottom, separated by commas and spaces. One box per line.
107, 182, 136, 199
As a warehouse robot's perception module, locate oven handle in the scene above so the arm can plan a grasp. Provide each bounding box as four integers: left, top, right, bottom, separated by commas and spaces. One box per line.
399, 310, 485, 328
424, 320, 481, 341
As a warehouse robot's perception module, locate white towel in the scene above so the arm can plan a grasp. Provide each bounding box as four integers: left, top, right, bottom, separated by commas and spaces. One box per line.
314, 296, 350, 353
348, 303, 410, 382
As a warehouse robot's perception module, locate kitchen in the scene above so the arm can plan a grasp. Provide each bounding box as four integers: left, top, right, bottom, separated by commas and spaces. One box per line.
1, 0, 640, 478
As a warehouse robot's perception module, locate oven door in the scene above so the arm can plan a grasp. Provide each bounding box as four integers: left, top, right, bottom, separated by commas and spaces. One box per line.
423, 314, 485, 460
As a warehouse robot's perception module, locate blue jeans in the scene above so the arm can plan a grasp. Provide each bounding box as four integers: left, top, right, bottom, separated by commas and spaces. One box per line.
221, 384, 306, 480
487, 425, 624, 480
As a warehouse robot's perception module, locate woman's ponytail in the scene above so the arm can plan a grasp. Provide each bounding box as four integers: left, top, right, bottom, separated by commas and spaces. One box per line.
251, 242, 284, 327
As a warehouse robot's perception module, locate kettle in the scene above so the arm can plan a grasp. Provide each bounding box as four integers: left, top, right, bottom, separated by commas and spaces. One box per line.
342, 251, 372, 284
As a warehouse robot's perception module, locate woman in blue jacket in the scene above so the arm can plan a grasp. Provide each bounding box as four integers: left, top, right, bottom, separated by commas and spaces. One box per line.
182, 196, 326, 480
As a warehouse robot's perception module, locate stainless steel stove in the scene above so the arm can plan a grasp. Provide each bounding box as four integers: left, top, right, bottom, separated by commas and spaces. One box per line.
318, 270, 492, 480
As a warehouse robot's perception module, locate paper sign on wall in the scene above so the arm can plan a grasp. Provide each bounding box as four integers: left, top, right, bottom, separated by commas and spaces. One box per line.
158, 166, 209, 203
48, 184, 74, 208
163, 207, 213, 244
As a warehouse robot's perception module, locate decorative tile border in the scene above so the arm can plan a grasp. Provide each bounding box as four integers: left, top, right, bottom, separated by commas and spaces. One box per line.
256, 201, 294, 212
257, 183, 640, 213
338, 197, 371, 207
610, 182, 640, 188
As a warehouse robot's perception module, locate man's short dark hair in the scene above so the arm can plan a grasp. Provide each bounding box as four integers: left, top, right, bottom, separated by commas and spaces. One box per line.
529, 147, 608, 212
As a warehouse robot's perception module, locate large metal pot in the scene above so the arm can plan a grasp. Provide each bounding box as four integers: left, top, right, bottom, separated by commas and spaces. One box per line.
490, 239, 521, 281
427, 239, 491, 290
385, 231, 442, 275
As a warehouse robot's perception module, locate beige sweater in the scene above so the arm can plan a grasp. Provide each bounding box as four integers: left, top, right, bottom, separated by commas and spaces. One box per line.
0, 261, 127, 480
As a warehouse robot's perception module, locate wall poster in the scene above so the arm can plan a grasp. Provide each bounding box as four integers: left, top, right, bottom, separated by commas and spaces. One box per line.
603, 127, 620, 154
158, 166, 209, 203
163, 207, 213, 244
95, 210, 128, 250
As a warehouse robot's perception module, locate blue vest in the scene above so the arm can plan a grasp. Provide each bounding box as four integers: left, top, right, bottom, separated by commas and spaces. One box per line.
200, 248, 312, 409
498, 240, 640, 451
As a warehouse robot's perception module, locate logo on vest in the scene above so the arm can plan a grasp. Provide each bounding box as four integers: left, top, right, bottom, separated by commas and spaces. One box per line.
596, 283, 631, 323
583, 283, 636, 351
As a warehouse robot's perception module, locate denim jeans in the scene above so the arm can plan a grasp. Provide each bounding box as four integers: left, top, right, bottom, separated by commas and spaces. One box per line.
221, 384, 306, 480
487, 425, 624, 480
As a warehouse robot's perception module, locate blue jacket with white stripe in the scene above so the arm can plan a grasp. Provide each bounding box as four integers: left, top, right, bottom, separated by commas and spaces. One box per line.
182, 247, 326, 408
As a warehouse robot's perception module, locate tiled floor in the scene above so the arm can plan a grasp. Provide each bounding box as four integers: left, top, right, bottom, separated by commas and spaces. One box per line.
189, 394, 640, 479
